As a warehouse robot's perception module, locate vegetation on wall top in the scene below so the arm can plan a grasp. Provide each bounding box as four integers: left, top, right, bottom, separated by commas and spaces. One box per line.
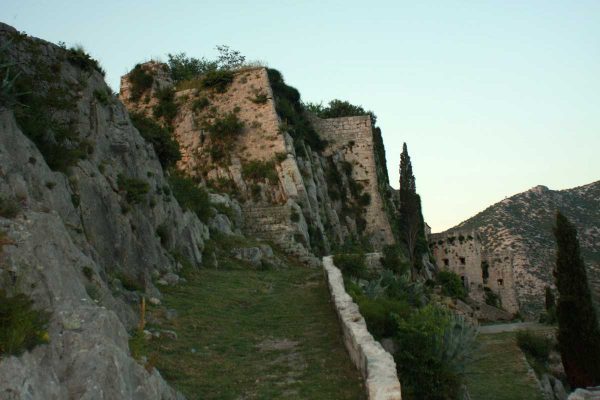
305, 99, 377, 125
267, 68, 325, 152
127, 63, 154, 102
167, 45, 246, 83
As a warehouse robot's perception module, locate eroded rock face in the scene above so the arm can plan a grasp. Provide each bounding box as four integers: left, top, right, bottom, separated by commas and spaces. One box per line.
0, 23, 209, 399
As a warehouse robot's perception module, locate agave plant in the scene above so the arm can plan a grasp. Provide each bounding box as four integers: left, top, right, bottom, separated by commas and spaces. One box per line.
439, 313, 479, 375
360, 277, 387, 300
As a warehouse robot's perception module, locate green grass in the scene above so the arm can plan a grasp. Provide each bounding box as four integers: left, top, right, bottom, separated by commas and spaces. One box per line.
465, 332, 544, 400
138, 260, 365, 399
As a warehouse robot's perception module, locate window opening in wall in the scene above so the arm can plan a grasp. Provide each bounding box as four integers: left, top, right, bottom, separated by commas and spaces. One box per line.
498, 279, 504, 286
481, 260, 490, 283
443, 258, 449, 267
459, 257, 466, 265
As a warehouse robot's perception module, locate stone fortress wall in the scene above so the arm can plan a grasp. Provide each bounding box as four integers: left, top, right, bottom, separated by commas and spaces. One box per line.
311, 115, 396, 248
429, 230, 519, 314
121, 65, 397, 254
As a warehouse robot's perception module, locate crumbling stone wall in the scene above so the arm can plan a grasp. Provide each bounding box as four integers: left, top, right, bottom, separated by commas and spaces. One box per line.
429, 231, 519, 314
312, 115, 396, 248
323, 256, 402, 400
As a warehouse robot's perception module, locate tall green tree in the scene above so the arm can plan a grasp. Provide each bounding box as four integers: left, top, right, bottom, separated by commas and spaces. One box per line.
398, 143, 427, 271
553, 211, 600, 388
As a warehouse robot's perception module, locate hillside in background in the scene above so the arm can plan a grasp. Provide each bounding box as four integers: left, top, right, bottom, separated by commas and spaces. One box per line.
443, 181, 600, 317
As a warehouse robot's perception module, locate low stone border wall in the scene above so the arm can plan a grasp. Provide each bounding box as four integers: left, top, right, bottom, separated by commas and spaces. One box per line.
323, 256, 402, 400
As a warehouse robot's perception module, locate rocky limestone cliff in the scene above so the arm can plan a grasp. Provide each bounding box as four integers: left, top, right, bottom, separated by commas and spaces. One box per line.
439, 181, 600, 319
0, 23, 215, 399
120, 63, 397, 260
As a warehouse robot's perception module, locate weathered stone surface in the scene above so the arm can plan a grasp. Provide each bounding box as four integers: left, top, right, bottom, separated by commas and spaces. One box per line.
161, 272, 180, 286
231, 247, 263, 266
323, 256, 402, 400
430, 230, 519, 315
0, 25, 213, 399
208, 213, 233, 235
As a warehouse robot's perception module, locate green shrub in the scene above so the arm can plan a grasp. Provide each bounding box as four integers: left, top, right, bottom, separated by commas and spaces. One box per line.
156, 223, 169, 246
215, 45, 246, 70
66, 45, 105, 76
205, 112, 244, 138
382, 271, 429, 307
357, 297, 410, 338
117, 174, 150, 204
82, 266, 94, 280
130, 112, 181, 169
93, 88, 111, 105
14, 97, 89, 172
168, 172, 211, 222
0, 289, 50, 356
13, 65, 91, 173
517, 330, 552, 367
437, 270, 467, 300
192, 96, 210, 111
201, 69, 234, 93
116, 272, 144, 292
167, 52, 218, 83
395, 305, 476, 400
380, 245, 408, 275
0, 196, 20, 218
250, 91, 268, 104
153, 87, 178, 123
290, 209, 300, 222
358, 192, 371, 206
128, 64, 154, 101
305, 99, 377, 124
242, 159, 278, 183
267, 68, 325, 152
539, 310, 557, 325
333, 253, 367, 279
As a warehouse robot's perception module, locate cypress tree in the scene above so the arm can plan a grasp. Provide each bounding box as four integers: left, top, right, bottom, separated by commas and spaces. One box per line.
553, 211, 600, 388
398, 143, 427, 270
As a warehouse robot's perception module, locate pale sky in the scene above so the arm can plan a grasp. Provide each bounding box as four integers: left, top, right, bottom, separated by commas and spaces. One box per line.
2, 0, 599, 232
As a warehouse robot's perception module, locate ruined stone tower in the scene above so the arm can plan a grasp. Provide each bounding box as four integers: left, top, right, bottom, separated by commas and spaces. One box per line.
429, 230, 519, 314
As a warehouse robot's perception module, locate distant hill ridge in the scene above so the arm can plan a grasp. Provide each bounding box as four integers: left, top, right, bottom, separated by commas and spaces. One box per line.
441, 180, 600, 318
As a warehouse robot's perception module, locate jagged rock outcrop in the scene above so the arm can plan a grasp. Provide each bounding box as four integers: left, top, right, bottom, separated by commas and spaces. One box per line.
0, 23, 212, 399
437, 181, 600, 319
120, 63, 398, 257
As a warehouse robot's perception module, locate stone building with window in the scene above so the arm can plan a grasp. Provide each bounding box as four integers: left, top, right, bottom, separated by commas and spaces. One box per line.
429, 230, 519, 314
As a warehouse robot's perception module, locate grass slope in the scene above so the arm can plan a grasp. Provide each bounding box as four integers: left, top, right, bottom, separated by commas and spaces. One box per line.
139, 263, 365, 399
465, 332, 544, 400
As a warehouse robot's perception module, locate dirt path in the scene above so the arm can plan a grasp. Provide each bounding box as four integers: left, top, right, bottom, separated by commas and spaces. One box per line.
479, 321, 547, 334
